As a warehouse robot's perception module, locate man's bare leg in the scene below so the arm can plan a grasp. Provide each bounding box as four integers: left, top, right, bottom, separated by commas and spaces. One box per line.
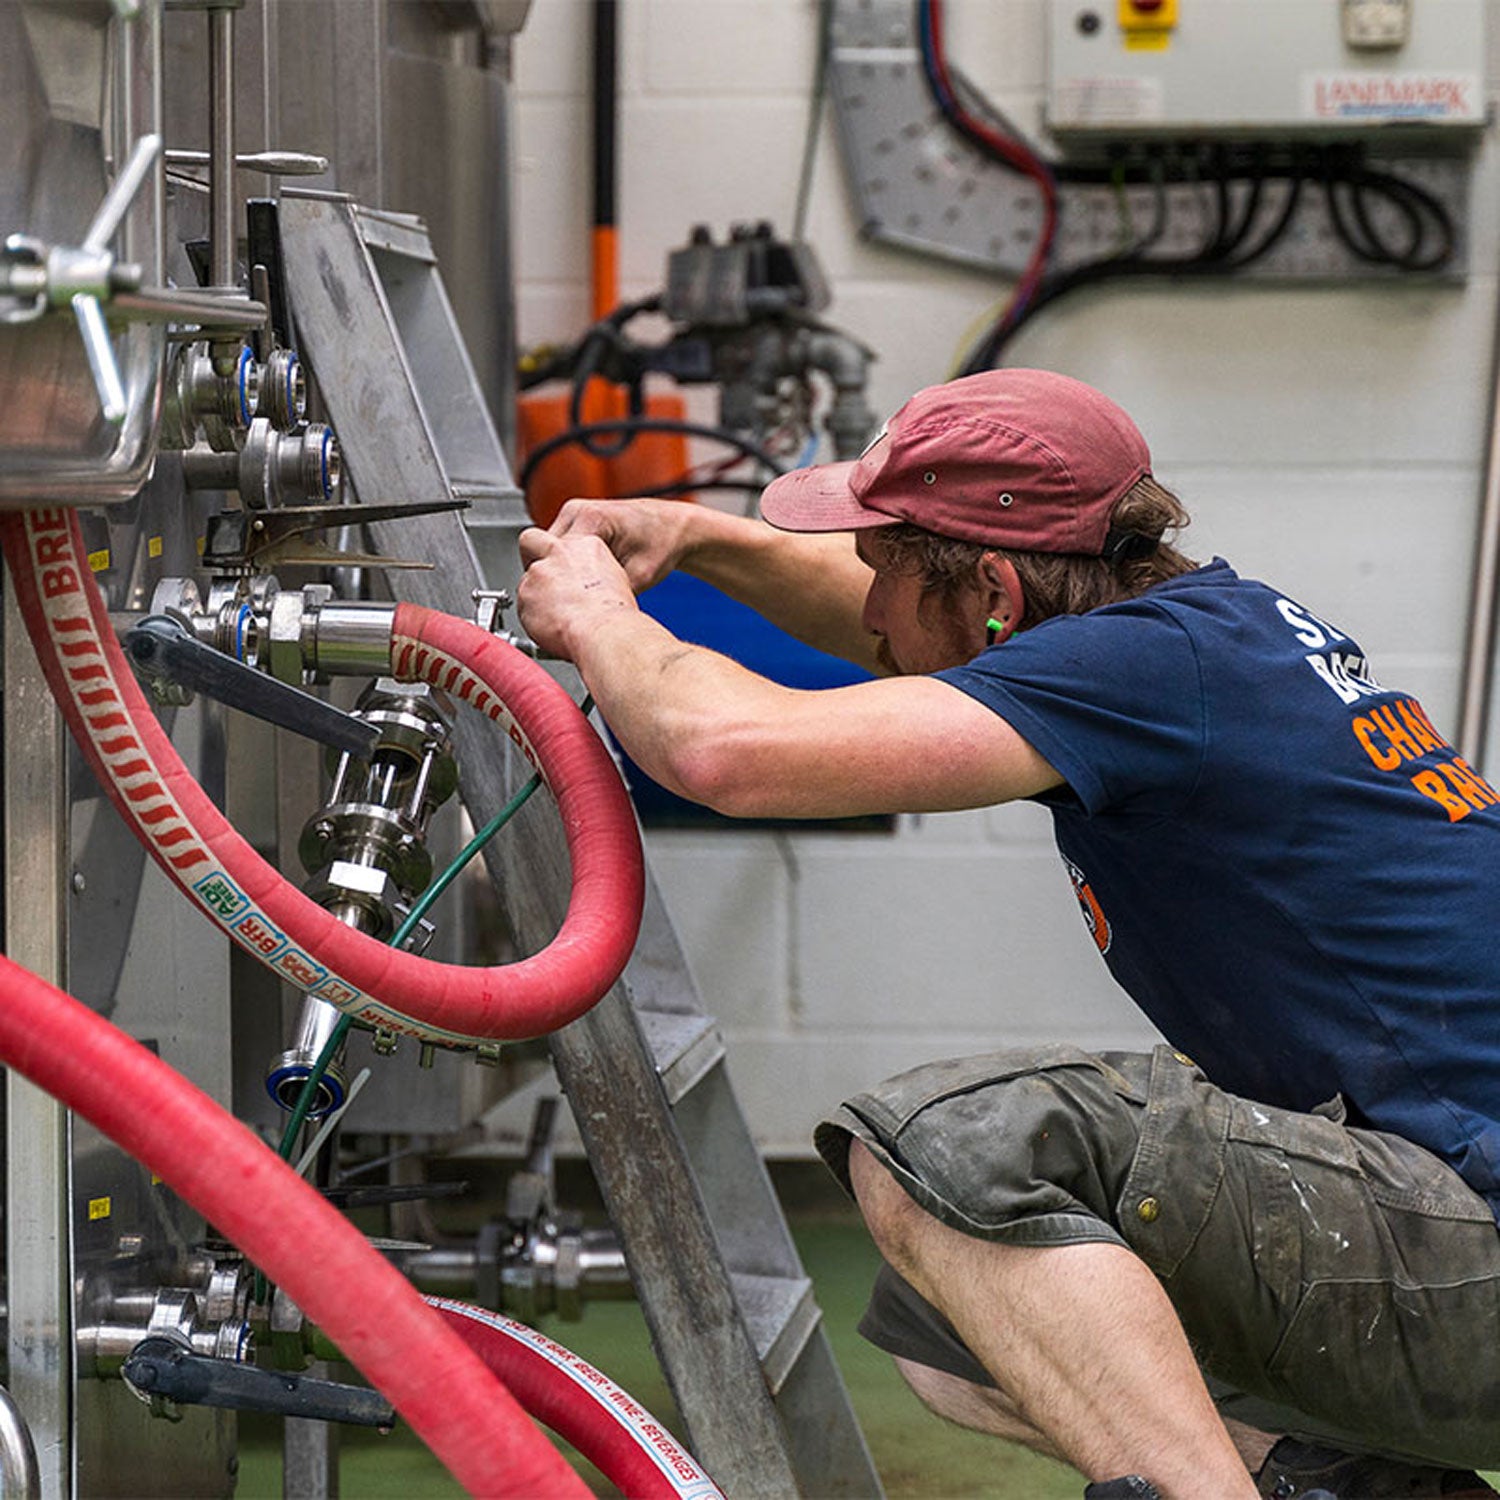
849, 1140, 1258, 1500
894, 1361, 1281, 1474
894, 1358, 1069, 1459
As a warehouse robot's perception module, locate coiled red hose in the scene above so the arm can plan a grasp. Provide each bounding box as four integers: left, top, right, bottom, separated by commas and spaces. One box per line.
0, 950, 588, 1499
430, 1300, 725, 1500
0, 508, 644, 1045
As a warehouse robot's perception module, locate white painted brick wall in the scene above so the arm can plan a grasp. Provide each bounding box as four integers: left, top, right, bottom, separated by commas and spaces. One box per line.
512, 0, 1500, 1154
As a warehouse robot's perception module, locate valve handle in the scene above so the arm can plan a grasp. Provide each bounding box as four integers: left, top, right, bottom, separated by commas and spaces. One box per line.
123, 614, 379, 758
165, 148, 330, 178
123, 1335, 395, 1428
74, 133, 163, 424
71, 293, 129, 423
83, 133, 161, 253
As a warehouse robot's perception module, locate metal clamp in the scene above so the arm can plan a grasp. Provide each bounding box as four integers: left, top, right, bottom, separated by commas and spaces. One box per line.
471, 588, 538, 656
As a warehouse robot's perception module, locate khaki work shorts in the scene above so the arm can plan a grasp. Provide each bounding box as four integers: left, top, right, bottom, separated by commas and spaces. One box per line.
815, 1045, 1500, 1469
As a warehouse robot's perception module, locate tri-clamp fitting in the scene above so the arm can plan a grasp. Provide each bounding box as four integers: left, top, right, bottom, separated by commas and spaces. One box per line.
79, 1285, 252, 1381
180, 416, 339, 507
164, 343, 306, 452
298, 679, 459, 942
268, 678, 459, 1110
148, 576, 397, 687
399, 1100, 633, 1319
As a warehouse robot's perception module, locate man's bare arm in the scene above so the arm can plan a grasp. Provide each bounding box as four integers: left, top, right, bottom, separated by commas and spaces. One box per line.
516, 528, 1061, 820
547, 498, 880, 673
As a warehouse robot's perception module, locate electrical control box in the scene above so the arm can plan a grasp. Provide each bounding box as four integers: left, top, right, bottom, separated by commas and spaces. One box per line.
1046, 0, 1486, 143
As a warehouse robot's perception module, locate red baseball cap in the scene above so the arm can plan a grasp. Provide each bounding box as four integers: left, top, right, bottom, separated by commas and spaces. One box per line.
759, 369, 1152, 555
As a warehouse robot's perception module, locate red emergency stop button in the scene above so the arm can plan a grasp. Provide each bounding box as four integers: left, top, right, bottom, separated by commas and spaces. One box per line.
1118, 0, 1177, 32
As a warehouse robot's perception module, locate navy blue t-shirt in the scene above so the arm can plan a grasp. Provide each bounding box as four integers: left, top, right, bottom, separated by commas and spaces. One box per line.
939, 559, 1500, 1217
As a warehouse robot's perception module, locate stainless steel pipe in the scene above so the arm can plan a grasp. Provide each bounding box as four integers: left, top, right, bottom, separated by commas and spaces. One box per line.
207, 6, 237, 289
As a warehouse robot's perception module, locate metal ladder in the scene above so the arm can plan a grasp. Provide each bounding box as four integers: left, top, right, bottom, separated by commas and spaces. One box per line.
278, 192, 882, 1498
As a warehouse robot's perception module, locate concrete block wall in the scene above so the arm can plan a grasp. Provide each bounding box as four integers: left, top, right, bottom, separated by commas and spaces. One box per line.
511, 0, 1500, 1155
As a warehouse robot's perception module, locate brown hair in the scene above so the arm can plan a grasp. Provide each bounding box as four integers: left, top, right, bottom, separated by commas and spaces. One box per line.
866, 475, 1197, 630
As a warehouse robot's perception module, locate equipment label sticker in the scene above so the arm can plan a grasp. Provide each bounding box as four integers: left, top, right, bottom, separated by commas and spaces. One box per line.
1304, 73, 1480, 121
1051, 76, 1164, 125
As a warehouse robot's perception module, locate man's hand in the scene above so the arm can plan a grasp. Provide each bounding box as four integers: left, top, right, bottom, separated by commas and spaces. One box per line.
547, 497, 700, 594
516, 526, 639, 663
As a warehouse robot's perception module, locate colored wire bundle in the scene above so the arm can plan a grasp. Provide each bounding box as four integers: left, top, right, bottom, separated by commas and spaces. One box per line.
917, 0, 1058, 350
911, 1, 1456, 373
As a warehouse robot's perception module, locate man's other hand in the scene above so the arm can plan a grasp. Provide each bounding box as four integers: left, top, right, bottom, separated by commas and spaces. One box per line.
516, 526, 638, 662
547, 497, 699, 594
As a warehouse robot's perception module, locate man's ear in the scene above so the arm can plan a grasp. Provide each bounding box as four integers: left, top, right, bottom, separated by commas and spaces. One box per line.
980, 553, 1025, 643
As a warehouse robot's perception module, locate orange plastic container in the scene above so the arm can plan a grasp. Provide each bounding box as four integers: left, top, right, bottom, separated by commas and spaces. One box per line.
517, 377, 691, 527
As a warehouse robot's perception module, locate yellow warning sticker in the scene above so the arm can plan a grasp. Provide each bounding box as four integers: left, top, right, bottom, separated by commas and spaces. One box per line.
88, 1196, 111, 1221
87, 550, 110, 573
148, 536, 163, 559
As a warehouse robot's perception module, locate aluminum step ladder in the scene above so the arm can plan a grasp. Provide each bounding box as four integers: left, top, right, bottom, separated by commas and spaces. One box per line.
277, 192, 882, 1498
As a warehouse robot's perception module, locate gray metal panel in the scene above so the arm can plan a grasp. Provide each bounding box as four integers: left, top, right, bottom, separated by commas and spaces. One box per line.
382, 46, 516, 442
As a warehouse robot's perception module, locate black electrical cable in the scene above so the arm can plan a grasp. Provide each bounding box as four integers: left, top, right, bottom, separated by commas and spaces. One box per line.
1352, 175, 1426, 266
1224, 170, 1308, 271
958, 153, 1298, 374
1349, 165, 1454, 272
962, 139, 1457, 372
568, 333, 645, 460
562, 294, 663, 460
1207, 151, 1269, 266
518, 418, 787, 492
1323, 155, 1407, 267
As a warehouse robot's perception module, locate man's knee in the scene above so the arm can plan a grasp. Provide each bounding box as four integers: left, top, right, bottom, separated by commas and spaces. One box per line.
848, 1138, 931, 1271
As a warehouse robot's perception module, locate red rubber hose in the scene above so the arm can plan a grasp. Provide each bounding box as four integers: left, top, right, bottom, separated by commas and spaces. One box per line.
430, 1300, 725, 1500
0, 508, 644, 1045
0, 951, 589, 1499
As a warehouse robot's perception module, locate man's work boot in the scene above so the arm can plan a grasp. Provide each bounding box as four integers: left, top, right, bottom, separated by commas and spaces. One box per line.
1255, 1437, 1498, 1498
